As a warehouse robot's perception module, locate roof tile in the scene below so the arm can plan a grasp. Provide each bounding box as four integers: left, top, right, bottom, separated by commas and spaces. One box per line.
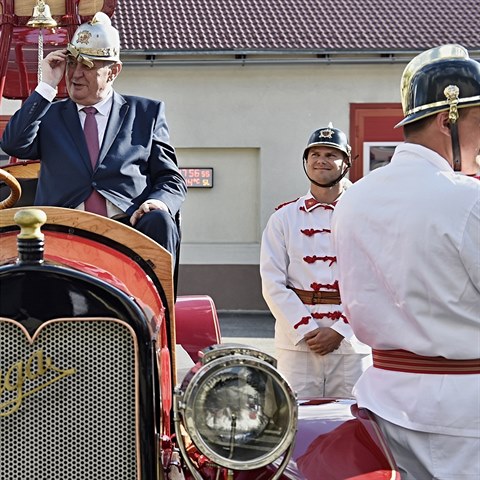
112, 0, 480, 52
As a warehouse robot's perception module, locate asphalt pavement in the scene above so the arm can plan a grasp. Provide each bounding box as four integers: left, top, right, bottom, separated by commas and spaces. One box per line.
218, 310, 275, 358
176, 310, 276, 386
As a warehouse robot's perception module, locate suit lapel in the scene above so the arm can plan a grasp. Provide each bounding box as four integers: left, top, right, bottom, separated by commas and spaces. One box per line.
60, 100, 91, 169
99, 92, 128, 163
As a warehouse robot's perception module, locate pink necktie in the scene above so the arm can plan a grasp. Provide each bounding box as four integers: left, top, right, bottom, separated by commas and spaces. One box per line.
83, 107, 107, 216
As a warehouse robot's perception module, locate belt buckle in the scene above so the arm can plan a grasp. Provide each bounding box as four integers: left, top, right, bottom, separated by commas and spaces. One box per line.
311, 291, 321, 304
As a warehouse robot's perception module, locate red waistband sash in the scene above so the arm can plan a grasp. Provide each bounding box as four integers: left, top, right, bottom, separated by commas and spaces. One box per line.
372, 349, 480, 374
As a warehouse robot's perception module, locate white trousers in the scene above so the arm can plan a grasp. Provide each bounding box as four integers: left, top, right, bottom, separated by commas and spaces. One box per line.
373, 414, 480, 480
276, 348, 371, 399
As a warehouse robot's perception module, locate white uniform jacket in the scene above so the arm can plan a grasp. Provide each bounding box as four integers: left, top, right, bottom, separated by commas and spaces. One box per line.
260, 191, 371, 355
332, 143, 480, 437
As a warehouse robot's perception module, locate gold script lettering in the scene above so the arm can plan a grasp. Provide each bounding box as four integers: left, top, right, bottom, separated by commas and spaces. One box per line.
0, 349, 76, 417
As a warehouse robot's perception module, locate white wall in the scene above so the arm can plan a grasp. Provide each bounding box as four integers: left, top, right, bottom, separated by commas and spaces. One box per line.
177, 147, 260, 264
115, 61, 405, 265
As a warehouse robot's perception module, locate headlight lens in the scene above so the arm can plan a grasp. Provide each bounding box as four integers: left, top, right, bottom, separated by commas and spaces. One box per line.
175, 344, 297, 470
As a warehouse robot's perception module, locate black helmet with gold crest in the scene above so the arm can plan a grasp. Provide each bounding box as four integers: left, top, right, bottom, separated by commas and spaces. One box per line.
396, 44, 480, 170
396, 44, 480, 127
396, 45, 480, 128
303, 123, 352, 162
302, 123, 352, 188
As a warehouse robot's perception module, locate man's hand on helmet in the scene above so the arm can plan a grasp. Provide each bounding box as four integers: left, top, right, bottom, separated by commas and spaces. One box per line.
41, 49, 68, 89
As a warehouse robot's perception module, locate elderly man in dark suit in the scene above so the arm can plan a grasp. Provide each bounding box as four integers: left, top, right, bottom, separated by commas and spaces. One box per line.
0, 12, 186, 264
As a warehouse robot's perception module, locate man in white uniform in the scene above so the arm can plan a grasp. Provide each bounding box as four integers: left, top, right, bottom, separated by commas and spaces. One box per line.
332, 45, 480, 479
260, 126, 371, 399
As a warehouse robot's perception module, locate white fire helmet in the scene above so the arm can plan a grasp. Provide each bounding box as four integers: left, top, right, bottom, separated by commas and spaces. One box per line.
67, 12, 120, 68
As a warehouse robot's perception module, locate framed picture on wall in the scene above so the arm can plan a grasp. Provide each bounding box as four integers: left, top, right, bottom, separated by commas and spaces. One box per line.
363, 142, 401, 175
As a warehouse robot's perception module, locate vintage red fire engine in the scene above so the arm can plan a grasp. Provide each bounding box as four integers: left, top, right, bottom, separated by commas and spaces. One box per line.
0, 2, 400, 479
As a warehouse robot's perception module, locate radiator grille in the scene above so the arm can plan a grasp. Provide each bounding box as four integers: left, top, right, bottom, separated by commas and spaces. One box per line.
1, 318, 139, 479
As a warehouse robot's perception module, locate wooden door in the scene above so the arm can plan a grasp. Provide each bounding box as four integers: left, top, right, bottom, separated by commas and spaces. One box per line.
349, 103, 404, 182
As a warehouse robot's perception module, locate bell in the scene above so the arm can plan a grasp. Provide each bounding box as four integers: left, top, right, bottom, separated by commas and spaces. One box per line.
27, 0, 57, 29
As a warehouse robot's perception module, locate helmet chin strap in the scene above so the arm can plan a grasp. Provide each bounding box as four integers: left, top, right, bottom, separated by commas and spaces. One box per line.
449, 122, 462, 172
303, 159, 351, 188
444, 85, 462, 172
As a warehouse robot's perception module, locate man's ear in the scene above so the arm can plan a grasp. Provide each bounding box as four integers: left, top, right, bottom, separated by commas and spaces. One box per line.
109, 62, 122, 82
436, 111, 452, 136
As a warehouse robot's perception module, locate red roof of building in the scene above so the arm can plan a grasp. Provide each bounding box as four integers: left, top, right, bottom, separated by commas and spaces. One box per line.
112, 0, 479, 53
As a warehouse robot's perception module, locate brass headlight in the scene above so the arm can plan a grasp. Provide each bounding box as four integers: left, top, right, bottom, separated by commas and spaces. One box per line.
174, 344, 297, 473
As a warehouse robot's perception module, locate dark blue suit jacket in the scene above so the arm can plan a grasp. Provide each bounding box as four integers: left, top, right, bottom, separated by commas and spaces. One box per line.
1, 91, 186, 217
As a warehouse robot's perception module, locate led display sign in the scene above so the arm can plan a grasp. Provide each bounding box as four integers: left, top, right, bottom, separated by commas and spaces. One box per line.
180, 168, 214, 188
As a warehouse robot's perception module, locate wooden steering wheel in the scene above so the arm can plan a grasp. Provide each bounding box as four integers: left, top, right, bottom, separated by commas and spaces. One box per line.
0, 168, 22, 209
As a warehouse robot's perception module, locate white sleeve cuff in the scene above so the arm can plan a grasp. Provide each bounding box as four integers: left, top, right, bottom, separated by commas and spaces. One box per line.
330, 320, 354, 339
35, 82, 58, 102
